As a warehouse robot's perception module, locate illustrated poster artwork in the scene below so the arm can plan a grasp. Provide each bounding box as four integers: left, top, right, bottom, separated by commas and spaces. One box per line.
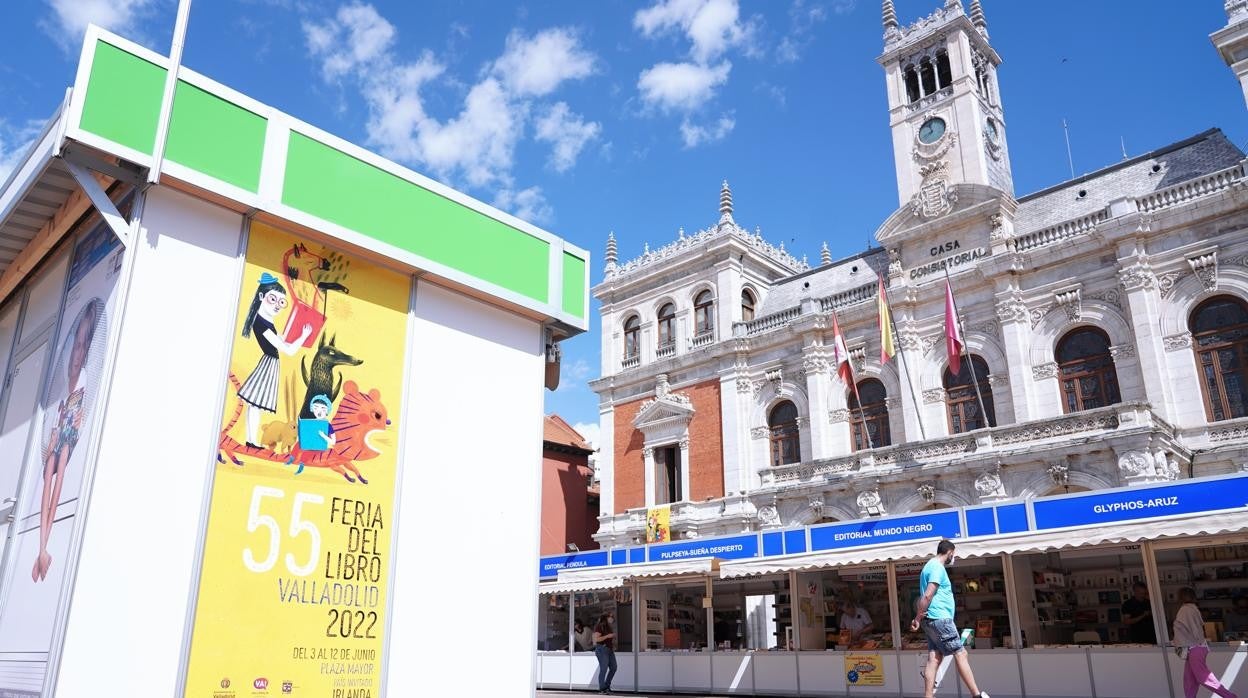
0, 207, 125, 694
184, 222, 408, 698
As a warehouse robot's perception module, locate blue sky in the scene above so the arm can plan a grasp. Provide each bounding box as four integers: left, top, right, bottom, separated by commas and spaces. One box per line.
1, 1, 1245, 446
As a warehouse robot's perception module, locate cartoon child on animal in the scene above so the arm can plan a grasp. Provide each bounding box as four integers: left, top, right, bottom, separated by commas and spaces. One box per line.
237, 272, 312, 448
33, 299, 101, 583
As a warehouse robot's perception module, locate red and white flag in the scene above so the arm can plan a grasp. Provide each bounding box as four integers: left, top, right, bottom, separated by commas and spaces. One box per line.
831, 311, 855, 390
944, 280, 964, 376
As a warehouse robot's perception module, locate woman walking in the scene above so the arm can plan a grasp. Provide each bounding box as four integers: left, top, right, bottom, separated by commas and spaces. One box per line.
1174, 587, 1238, 698
592, 611, 617, 694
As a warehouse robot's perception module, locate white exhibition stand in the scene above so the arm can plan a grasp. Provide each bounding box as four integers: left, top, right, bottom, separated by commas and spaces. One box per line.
537, 645, 1248, 697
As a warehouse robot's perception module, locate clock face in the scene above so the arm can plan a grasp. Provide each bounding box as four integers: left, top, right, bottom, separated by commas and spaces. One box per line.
985, 118, 999, 142
918, 117, 946, 144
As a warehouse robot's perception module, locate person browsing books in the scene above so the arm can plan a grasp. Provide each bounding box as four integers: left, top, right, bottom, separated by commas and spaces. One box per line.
839, 599, 874, 644
1173, 587, 1238, 698
1121, 581, 1157, 644
912, 539, 989, 698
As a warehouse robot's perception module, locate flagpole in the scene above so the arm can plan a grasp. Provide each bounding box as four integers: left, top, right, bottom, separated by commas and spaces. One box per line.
833, 309, 875, 451
943, 267, 992, 430
880, 278, 927, 441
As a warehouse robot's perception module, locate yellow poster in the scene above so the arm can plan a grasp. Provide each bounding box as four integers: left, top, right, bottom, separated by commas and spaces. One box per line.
184, 222, 408, 698
645, 505, 670, 543
844, 653, 884, 686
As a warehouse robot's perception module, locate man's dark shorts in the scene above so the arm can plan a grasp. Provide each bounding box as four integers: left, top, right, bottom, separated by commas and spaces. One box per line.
921, 616, 964, 656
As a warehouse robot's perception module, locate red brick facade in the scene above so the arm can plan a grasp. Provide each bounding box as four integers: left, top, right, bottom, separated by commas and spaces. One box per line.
613, 398, 646, 513
612, 378, 724, 514
684, 380, 724, 502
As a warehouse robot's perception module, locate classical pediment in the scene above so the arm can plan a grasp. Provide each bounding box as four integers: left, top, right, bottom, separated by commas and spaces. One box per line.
633, 394, 695, 428
633, 373, 696, 430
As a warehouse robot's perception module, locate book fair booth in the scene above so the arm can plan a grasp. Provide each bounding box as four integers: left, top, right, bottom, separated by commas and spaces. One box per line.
0, 27, 587, 697
538, 473, 1248, 697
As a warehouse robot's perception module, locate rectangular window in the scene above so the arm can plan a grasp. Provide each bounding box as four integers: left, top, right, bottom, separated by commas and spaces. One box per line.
655, 445, 681, 504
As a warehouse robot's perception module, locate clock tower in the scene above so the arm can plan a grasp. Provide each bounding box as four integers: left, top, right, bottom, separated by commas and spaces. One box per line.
878, 0, 1013, 216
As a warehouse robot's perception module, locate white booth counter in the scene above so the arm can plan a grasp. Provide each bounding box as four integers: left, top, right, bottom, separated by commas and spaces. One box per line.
538, 474, 1248, 697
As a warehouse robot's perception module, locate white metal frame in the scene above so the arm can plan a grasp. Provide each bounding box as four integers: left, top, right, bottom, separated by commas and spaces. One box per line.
62, 26, 590, 332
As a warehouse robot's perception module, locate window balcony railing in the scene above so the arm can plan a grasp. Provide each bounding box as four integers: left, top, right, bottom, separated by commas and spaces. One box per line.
690, 329, 715, 349
621, 354, 640, 370
761, 401, 1161, 487
656, 341, 676, 358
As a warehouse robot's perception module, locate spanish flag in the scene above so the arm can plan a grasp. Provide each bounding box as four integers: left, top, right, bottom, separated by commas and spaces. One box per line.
878, 277, 896, 364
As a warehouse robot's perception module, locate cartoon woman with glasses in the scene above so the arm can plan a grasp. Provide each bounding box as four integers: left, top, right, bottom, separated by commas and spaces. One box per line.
237, 272, 311, 448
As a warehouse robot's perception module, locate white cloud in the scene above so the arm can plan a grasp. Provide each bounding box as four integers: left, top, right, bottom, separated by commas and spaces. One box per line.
679, 114, 734, 148
571, 421, 601, 451
302, 3, 397, 81
0, 120, 42, 185
494, 186, 554, 225
634, 0, 753, 64
492, 28, 596, 97
637, 60, 731, 113
41, 0, 156, 50
303, 5, 599, 200
535, 102, 601, 172
777, 0, 834, 63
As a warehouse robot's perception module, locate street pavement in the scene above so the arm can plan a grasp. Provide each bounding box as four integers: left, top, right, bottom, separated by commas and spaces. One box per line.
538, 692, 723, 697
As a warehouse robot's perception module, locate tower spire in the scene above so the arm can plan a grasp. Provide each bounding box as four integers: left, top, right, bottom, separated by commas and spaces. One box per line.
820, 242, 832, 266
719, 180, 734, 223
604, 231, 618, 272
882, 0, 898, 32
969, 0, 988, 37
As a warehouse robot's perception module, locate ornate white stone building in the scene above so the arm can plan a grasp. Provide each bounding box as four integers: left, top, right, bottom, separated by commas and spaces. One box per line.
590, 1, 1248, 547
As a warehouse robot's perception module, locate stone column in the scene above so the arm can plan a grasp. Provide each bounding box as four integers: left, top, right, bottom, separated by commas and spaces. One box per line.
802, 349, 833, 459
1117, 260, 1174, 421
678, 438, 692, 502
995, 291, 1036, 421
643, 447, 655, 507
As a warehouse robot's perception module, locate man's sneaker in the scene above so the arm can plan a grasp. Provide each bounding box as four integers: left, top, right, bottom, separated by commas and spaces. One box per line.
975, 692, 990, 698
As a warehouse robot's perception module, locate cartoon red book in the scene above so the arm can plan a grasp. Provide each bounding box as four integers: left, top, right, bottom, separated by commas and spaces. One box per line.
282, 299, 326, 348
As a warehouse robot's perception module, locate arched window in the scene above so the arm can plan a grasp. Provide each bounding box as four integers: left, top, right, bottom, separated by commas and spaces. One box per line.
848, 379, 890, 451
623, 315, 640, 360
1190, 295, 1248, 422
904, 67, 921, 103
1056, 328, 1121, 413
657, 303, 676, 354
694, 290, 715, 337
741, 290, 756, 322
944, 355, 995, 433
919, 58, 937, 96
935, 51, 952, 90
768, 401, 801, 467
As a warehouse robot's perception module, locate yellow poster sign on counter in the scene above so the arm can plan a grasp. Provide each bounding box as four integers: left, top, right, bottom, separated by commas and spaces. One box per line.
844, 652, 885, 686
184, 223, 408, 697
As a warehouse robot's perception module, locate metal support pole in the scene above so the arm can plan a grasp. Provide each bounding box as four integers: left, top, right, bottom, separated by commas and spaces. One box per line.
149, 0, 193, 184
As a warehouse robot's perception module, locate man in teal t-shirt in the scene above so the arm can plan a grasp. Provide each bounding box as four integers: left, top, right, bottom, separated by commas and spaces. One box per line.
911, 539, 989, 698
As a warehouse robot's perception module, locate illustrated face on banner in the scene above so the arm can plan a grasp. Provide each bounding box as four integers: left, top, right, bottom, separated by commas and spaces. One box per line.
184, 222, 408, 698
0, 208, 123, 690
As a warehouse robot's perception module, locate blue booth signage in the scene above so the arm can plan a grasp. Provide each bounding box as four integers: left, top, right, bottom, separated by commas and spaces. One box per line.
539, 550, 609, 579
537, 475, 1248, 580
810, 510, 961, 552
1032, 474, 1248, 530
647, 533, 759, 563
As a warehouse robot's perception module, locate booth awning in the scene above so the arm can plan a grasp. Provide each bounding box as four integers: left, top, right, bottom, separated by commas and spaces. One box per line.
954, 510, 1248, 558
719, 538, 942, 579
539, 577, 627, 594
542, 557, 721, 592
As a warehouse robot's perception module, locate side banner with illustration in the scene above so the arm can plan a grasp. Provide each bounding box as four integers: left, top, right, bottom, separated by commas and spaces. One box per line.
0, 208, 125, 694
184, 223, 408, 697
645, 505, 670, 544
